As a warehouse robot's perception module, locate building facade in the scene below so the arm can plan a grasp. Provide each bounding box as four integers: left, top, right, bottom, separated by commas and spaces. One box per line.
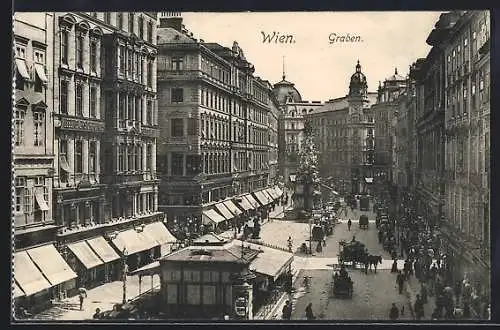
307, 61, 377, 195
266, 83, 280, 185
441, 10, 490, 305
156, 17, 280, 232
13, 12, 68, 310
50, 12, 163, 293
372, 69, 408, 189
273, 75, 323, 188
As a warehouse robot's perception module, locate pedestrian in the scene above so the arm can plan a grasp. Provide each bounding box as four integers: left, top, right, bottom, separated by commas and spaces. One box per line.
421, 283, 428, 304
396, 271, 405, 294
347, 219, 352, 231
93, 308, 101, 319
391, 259, 398, 273
389, 302, 400, 320
414, 294, 424, 320
305, 302, 315, 320
282, 300, 292, 320
78, 291, 86, 311
401, 305, 405, 316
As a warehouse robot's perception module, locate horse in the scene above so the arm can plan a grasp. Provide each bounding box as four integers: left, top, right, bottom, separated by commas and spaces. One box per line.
364, 255, 382, 273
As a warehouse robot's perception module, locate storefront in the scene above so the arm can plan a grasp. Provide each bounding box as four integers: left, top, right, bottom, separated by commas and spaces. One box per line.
214, 202, 235, 231
66, 240, 107, 290
108, 227, 159, 272
202, 209, 227, 233
14, 244, 78, 311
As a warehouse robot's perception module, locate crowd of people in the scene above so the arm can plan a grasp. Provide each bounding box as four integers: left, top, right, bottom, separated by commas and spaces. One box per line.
380, 189, 490, 321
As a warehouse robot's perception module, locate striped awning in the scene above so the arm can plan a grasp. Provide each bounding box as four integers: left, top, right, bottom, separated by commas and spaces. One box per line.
223, 200, 242, 215
202, 209, 226, 225
254, 191, 271, 205
67, 241, 103, 269
215, 202, 234, 220
26, 244, 77, 287
86, 236, 121, 263
244, 194, 260, 208
13, 251, 52, 296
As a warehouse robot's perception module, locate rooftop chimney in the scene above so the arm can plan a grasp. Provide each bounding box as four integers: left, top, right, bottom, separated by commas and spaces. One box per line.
159, 17, 183, 31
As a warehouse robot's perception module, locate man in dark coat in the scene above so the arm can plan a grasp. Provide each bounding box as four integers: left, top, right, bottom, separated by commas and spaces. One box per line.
389, 303, 400, 320
305, 303, 315, 320
396, 271, 405, 294
414, 294, 425, 320
282, 300, 292, 320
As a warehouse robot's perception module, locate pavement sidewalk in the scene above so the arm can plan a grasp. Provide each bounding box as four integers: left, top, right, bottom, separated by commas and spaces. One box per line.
31, 275, 160, 320
404, 276, 436, 320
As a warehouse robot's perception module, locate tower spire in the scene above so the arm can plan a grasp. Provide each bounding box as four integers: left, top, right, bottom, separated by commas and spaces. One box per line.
282, 56, 286, 80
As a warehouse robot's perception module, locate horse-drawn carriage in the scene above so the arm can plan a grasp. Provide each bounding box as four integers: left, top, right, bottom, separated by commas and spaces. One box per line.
359, 215, 369, 229
332, 266, 353, 298
338, 239, 368, 267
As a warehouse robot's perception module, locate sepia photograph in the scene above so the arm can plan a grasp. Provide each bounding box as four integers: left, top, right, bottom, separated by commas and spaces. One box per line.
11, 10, 491, 322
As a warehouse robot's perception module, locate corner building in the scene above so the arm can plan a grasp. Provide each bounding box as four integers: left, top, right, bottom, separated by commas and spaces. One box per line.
307, 61, 377, 195
156, 17, 281, 233
51, 12, 165, 295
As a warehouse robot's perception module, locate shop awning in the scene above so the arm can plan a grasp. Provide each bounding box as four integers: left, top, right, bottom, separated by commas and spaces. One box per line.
129, 261, 160, 277
86, 236, 120, 263
223, 200, 242, 215
13, 281, 25, 299
244, 194, 260, 209
13, 251, 52, 296
262, 189, 275, 201
365, 178, 374, 183
275, 187, 284, 197
215, 202, 234, 220
35, 63, 48, 83
110, 229, 158, 255
15, 59, 30, 79
254, 191, 271, 206
202, 209, 226, 225
143, 222, 177, 246
26, 244, 77, 287
238, 241, 294, 281
59, 156, 72, 173
67, 241, 103, 269
237, 197, 253, 211
34, 187, 49, 211
266, 188, 278, 200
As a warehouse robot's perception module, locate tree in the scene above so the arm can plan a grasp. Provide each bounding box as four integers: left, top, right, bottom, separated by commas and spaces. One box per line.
292, 119, 322, 214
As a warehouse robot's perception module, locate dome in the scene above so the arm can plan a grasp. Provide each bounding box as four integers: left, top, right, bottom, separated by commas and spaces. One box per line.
350, 60, 367, 85
273, 75, 302, 104
348, 60, 368, 96
386, 68, 406, 82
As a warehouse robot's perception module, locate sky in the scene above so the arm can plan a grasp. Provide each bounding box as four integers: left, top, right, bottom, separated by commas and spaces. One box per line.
181, 11, 442, 101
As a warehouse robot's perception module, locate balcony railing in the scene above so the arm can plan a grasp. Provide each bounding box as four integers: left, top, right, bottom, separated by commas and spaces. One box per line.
54, 173, 101, 189
101, 171, 157, 185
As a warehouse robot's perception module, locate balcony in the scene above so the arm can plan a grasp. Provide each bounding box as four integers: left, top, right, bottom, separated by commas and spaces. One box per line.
54, 173, 102, 189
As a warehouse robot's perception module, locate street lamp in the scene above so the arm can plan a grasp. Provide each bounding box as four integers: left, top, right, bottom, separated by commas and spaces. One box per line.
122, 247, 128, 304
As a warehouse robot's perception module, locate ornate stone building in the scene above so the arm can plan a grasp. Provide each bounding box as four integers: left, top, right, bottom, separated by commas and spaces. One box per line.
273, 74, 323, 188
307, 61, 377, 195
441, 10, 490, 303
51, 12, 166, 293
372, 69, 408, 189
156, 17, 280, 231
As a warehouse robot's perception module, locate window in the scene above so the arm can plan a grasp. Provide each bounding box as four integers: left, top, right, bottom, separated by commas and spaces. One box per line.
89, 141, 96, 173
59, 140, 68, 182
146, 100, 153, 125
171, 153, 183, 175
135, 97, 141, 122
464, 38, 468, 47
172, 57, 183, 70
128, 13, 134, 33
118, 144, 125, 171
128, 95, 134, 120
146, 144, 152, 171
60, 80, 68, 114
472, 31, 476, 40
14, 177, 26, 213
76, 34, 84, 68
128, 145, 135, 171
90, 86, 97, 118
76, 84, 84, 116
15, 44, 26, 58
34, 50, 45, 64
171, 88, 183, 102
171, 118, 184, 137
75, 140, 83, 174
33, 112, 45, 146
61, 30, 69, 64
138, 15, 144, 39
14, 109, 25, 146
147, 21, 153, 43
117, 12, 123, 29
119, 46, 125, 73
90, 41, 97, 72
136, 145, 142, 171
128, 50, 133, 76
147, 60, 153, 87
187, 118, 197, 135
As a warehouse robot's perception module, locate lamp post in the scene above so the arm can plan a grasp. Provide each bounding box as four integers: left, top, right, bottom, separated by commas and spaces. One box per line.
121, 247, 128, 304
